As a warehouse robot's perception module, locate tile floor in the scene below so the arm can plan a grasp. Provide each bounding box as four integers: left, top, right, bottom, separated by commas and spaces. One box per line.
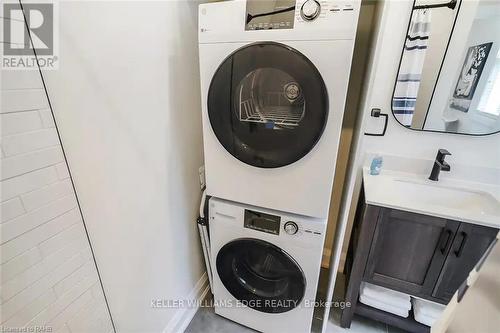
185, 273, 408, 333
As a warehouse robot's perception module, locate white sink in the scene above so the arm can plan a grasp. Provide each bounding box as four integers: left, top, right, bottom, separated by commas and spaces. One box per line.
363, 167, 500, 227
394, 178, 500, 216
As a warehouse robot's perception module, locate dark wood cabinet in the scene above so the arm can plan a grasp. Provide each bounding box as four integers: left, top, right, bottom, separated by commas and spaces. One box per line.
432, 223, 498, 301
364, 209, 459, 302
341, 199, 499, 333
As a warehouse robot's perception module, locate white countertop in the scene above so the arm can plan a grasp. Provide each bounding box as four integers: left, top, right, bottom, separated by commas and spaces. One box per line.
362, 155, 500, 229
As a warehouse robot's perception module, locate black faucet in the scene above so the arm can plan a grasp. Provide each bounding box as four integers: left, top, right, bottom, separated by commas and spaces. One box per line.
429, 149, 451, 181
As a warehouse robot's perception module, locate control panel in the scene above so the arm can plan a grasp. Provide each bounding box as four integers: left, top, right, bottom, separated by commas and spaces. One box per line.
295, 0, 357, 23
242, 208, 323, 238
244, 209, 281, 235
200, 0, 359, 43
245, 0, 357, 31
245, 0, 296, 31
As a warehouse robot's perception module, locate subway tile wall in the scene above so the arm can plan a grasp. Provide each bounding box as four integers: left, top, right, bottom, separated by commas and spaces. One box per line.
1, 13, 113, 333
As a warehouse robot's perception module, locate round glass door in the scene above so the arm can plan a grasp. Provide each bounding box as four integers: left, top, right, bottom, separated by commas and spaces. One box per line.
216, 238, 306, 313
208, 42, 328, 168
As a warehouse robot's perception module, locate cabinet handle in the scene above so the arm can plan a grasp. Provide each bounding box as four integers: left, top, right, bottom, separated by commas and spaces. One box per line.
454, 231, 468, 258
439, 229, 452, 254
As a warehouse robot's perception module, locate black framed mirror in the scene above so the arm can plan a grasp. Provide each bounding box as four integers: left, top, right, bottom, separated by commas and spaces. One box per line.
392, 0, 500, 135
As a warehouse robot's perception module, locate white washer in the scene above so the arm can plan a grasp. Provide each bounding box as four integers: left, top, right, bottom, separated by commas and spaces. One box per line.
199, 0, 360, 218
209, 197, 326, 333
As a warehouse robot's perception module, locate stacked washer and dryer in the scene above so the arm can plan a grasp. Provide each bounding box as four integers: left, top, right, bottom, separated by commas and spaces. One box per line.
198, 0, 360, 332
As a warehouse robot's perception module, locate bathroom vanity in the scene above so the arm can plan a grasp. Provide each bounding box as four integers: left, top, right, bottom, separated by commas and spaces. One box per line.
340, 165, 500, 333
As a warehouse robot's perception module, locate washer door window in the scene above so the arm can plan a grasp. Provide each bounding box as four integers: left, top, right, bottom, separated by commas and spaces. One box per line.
208, 42, 328, 168
216, 238, 306, 313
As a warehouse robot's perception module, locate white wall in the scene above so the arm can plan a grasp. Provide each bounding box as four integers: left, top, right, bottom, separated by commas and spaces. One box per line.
0, 10, 112, 333
40, 1, 206, 332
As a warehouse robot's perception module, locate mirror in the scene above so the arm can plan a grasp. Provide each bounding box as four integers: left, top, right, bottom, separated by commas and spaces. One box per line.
392, 0, 500, 135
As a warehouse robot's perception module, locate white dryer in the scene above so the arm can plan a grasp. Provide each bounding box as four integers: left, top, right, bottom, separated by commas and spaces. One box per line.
199, 0, 360, 218
209, 197, 326, 333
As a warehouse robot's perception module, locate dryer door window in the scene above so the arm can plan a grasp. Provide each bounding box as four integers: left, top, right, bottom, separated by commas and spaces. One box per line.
216, 238, 306, 313
208, 42, 328, 168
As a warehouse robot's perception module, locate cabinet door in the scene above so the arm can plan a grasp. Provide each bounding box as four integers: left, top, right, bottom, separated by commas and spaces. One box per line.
364, 208, 459, 297
433, 223, 498, 301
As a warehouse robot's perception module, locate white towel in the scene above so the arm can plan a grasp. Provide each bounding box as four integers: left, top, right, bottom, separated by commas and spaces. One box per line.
360, 282, 411, 310
359, 294, 410, 318
412, 297, 445, 318
413, 303, 439, 327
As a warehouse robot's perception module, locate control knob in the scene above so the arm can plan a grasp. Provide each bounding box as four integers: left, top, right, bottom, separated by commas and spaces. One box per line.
284, 221, 299, 235
301, 0, 321, 21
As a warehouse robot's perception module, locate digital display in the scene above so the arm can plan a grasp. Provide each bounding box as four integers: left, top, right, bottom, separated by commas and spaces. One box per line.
245, 0, 296, 31
244, 209, 281, 235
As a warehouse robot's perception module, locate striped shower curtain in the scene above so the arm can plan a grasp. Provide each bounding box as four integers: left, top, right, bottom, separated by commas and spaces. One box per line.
393, 9, 432, 127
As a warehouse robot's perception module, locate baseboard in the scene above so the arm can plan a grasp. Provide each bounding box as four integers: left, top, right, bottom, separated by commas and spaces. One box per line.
163, 272, 210, 333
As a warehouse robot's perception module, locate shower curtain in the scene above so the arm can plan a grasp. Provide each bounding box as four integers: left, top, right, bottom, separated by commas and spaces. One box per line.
393, 9, 432, 127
